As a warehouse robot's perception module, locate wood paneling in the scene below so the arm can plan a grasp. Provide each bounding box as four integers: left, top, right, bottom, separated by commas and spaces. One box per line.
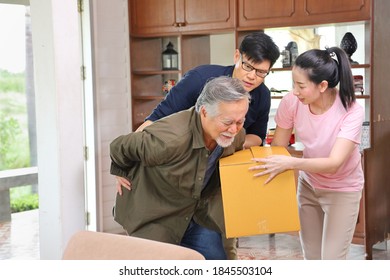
238, 0, 297, 28
130, 0, 235, 35
237, 0, 371, 29
362, 0, 390, 259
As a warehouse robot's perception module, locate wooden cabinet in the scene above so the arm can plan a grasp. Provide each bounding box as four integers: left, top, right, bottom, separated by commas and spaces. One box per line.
303, 0, 371, 24
130, 36, 180, 130
237, 0, 299, 29
180, 0, 235, 32
362, 0, 390, 260
129, 34, 212, 130
237, 0, 371, 29
129, 0, 178, 35
129, 0, 235, 36
128, 0, 235, 130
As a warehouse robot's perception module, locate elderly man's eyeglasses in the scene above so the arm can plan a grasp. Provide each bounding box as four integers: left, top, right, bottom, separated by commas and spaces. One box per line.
240, 55, 269, 78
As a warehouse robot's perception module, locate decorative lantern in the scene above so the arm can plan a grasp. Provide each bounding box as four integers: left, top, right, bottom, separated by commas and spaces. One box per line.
162, 42, 178, 70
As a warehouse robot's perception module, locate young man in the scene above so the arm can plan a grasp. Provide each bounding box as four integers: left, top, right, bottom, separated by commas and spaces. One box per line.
111, 77, 250, 259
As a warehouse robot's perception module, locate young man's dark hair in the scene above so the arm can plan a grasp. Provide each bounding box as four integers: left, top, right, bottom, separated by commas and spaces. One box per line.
239, 32, 280, 67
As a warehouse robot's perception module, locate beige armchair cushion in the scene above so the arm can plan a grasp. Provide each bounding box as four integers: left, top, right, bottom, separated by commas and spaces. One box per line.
62, 230, 205, 260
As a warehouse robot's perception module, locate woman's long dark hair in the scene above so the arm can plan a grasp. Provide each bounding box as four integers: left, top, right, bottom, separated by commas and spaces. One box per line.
294, 46, 355, 109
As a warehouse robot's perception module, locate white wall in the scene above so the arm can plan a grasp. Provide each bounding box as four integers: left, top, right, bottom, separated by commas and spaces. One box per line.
28, 0, 130, 259
90, 0, 130, 234
210, 33, 235, 65
30, 0, 85, 259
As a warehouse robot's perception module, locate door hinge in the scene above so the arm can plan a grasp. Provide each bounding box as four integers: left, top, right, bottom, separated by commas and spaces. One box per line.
80, 65, 86, 80
78, 0, 84, 13
84, 146, 89, 161
85, 211, 90, 226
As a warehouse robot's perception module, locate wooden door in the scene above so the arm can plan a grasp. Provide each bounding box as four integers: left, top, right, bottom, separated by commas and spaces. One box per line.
129, 0, 179, 35
180, 0, 235, 32
363, 0, 390, 260
237, 0, 371, 29
130, 0, 235, 35
303, 0, 371, 25
237, 0, 298, 29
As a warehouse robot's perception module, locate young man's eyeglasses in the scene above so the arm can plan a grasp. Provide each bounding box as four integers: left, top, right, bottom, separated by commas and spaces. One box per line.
240, 55, 269, 78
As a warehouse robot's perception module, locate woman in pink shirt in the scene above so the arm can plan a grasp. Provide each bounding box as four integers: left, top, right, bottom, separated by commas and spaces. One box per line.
250, 46, 364, 259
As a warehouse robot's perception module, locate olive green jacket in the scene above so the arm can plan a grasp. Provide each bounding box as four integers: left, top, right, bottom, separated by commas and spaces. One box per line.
110, 107, 245, 245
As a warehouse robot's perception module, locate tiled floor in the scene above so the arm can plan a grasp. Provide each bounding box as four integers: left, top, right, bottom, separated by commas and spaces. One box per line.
0, 209, 40, 260
237, 233, 390, 260
1, 209, 389, 260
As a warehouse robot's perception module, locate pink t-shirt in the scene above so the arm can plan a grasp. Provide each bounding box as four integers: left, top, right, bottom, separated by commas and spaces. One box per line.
275, 91, 364, 192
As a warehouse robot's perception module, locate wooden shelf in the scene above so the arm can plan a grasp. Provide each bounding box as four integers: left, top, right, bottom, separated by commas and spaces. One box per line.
133, 96, 165, 100
270, 67, 292, 72
356, 95, 370, 99
352, 64, 370, 68
271, 64, 370, 73
132, 70, 180, 75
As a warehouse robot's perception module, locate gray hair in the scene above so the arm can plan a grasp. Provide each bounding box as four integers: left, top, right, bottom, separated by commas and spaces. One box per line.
195, 76, 250, 117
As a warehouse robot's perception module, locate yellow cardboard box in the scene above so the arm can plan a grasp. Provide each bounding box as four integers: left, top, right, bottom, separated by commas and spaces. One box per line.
219, 146, 300, 238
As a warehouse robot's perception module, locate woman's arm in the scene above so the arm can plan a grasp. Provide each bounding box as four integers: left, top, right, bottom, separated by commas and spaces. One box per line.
250, 137, 357, 184
270, 126, 293, 147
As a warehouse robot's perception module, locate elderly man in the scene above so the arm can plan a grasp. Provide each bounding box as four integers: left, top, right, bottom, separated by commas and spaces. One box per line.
110, 76, 250, 259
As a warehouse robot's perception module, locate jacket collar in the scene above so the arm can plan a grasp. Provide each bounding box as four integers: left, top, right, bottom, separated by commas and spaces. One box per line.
190, 107, 207, 150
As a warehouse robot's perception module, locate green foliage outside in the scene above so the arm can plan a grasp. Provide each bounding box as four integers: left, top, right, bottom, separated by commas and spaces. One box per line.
0, 113, 30, 170
0, 69, 30, 170
0, 69, 36, 213
10, 186, 39, 213
0, 69, 25, 93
